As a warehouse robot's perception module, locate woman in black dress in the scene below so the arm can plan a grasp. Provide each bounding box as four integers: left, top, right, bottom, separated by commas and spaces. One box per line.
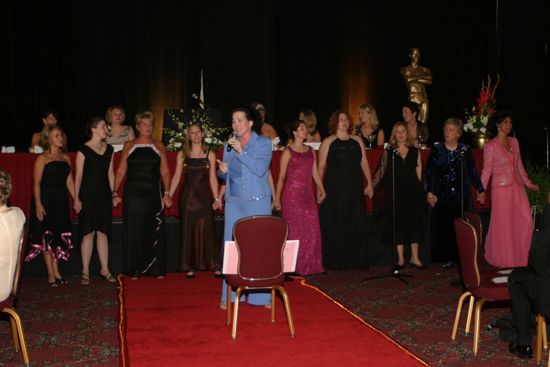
318, 110, 374, 270
357, 104, 385, 149
168, 123, 221, 279
112, 111, 172, 279
28, 125, 75, 286
74, 117, 115, 285
373, 122, 426, 268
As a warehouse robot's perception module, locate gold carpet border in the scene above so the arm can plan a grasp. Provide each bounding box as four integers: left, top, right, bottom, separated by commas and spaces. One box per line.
297, 276, 431, 367
117, 274, 129, 367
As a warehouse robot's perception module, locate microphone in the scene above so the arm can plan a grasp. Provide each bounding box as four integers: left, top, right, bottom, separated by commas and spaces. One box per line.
226, 130, 237, 152
192, 93, 199, 100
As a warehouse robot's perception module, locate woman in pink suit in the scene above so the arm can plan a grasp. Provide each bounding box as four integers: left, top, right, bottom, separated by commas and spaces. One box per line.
481, 112, 539, 268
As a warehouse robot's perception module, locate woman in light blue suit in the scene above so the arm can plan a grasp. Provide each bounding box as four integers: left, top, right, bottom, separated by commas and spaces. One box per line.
217, 107, 272, 307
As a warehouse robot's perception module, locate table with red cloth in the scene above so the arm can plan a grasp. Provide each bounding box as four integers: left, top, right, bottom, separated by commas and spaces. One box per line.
0, 147, 489, 219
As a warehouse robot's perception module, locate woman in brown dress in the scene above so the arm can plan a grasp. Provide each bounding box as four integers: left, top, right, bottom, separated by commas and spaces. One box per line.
168, 123, 221, 278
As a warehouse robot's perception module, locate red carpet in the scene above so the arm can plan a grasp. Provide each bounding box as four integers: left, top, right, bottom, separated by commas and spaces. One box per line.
119, 273, 428, 367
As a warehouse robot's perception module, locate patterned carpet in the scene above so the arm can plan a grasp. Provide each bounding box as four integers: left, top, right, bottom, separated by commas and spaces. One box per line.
0, 276, 118, 367
305, 266, 537, 367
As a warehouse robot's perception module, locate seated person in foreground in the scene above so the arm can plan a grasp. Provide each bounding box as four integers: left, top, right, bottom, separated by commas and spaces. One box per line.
508, 191, 550, 359
0, 169, 26, 301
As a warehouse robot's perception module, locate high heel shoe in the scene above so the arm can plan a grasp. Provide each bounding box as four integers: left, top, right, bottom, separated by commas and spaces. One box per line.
55, 277, 68, 285
186, 271, 195, 279
410, 261, 429, 269
100, 272, 116, 283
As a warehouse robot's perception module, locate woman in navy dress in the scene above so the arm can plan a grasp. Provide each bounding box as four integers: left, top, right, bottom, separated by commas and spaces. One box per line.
112, 111, 172, 279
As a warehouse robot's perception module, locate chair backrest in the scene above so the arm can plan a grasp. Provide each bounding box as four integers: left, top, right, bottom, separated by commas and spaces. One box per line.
10, 224, 28, 304
465, 211, 490, 267
233, 215, 288, 281
453, 218, 481, 288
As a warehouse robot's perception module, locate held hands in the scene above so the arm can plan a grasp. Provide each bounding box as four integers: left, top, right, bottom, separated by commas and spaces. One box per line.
427, 192, 438, 207
532, 184, 540, 192
317, 188, 326, 204
36, 204, 46, 221
73, 198, 82, 214
272, 198, 281, 211
477, 192, 486, 205
112, 196, 122, 208
162, 194, 173, 209
216, 159, 228, 174
364, 184, 374, 199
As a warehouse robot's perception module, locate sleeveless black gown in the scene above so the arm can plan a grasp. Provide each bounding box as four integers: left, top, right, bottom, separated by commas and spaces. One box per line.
178, 152, 220, 272
78, 144, 113, 239
29, 160, 73, 261
319, 138, 367, 269
123, 145, 166, 277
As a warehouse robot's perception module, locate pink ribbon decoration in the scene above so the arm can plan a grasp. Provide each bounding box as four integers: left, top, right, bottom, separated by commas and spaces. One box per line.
25, 231, 54, 262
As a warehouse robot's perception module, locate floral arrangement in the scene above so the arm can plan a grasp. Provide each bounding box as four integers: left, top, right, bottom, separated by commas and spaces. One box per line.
164, 108, 230, 152
463, 75, 499, 134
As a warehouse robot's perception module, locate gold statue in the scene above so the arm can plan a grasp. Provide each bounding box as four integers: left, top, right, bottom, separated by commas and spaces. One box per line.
400, 48, 432, 123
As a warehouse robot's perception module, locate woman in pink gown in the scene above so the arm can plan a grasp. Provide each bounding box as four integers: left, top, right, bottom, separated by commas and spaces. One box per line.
274, 120, 326, 275
481, 112, 539, 267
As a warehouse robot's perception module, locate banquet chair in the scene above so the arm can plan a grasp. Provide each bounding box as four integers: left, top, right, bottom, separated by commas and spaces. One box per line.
225, 215, 295, 340
451, 218, 510, 355
1, 224, 30, 366
464, 211, 496, 274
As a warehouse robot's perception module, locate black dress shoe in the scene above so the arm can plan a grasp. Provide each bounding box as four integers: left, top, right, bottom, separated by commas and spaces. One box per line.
508, 343, 533, 359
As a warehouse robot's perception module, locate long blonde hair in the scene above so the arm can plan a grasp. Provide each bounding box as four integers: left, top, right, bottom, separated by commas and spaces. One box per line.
359, 104, 380, 129
40, 125, 67, 152
299, 109, 318, 135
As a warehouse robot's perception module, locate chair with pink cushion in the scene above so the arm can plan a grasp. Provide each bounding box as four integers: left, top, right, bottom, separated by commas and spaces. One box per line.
225, 215, 295, 340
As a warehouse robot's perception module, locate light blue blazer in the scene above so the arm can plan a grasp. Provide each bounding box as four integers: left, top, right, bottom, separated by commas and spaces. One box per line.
219, 132, 272, 203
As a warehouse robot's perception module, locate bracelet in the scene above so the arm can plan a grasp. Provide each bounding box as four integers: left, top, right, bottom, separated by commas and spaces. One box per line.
214, 197, 219, 202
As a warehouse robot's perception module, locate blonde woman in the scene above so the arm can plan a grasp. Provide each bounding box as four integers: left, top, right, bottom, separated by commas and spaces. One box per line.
373, 122, 425, 268
112, 112, 171, 279
105, 105, 135, 145
29, 125, 75, 286
299, 109, 321, 142
168, 123, 221, 279
357, 104, 385, 149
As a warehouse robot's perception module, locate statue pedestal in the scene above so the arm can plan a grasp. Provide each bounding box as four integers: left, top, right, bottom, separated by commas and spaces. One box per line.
472, 132, 489, 149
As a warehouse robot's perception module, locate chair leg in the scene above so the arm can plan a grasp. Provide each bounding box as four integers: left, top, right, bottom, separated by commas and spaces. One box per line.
543, 316, 548, 351
3, 307, 30, 366
465, 295, 475, 336
10, 316, 20, 351
537, 314, 544, 363
451, 291, 471, 340
271, 289, 276, 323
226, 285, 232, 326
231, 288, 242, 340
276, 286, 295, 337
473, 298, 487, 355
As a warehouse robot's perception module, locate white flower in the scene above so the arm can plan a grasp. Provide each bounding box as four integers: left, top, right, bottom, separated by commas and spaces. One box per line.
481, 115, 489, 125
480, 127, 486, 133
205, 137, 212, 144
174, 142, 182, 148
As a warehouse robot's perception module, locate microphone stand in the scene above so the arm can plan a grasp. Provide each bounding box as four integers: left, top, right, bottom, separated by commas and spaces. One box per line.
364, 148, 412, 285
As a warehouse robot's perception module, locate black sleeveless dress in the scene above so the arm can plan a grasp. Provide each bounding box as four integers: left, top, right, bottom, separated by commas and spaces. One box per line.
123, 145, 166, 277
319, 138, 367, 269
178, 151, 220, 272
78, 144, 113, 239
379, 147, 425, 246
29, 160, 73, 261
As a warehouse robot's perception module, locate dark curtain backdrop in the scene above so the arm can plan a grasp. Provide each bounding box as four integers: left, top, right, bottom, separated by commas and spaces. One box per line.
3, 0, 549, 163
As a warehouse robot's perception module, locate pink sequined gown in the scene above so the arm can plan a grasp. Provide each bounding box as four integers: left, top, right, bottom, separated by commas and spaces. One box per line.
281, 147, 324, 275
481, 137, 536, 268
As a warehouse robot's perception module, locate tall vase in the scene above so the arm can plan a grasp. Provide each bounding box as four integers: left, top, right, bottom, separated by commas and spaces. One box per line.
472, 132, 489, 149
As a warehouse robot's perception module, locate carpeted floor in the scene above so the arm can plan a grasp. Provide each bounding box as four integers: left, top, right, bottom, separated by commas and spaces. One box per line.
120, 273, 428, 367
0, 275, 118, 367
306, 265, 535, 367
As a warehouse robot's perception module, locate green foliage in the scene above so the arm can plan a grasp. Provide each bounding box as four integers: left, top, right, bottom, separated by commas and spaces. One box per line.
525, 162, 550, 216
